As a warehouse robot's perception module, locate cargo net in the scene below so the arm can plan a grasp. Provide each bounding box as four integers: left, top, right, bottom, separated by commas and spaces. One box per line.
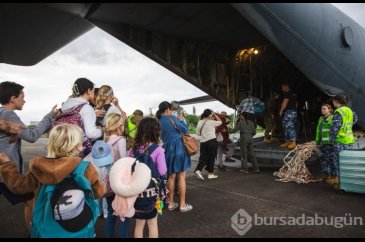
273, 141, 320, 184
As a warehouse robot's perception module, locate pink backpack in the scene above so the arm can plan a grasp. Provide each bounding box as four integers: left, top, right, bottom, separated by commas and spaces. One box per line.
53, 104, 93, 157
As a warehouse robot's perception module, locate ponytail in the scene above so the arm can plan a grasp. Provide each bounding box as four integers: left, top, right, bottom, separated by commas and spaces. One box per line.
156, 101, 172, 120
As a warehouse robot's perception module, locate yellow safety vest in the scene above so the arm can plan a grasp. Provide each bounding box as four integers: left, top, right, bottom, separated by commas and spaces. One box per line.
334, 106, 355, 144
315, 115, 333, 145
127, 115, 137, 139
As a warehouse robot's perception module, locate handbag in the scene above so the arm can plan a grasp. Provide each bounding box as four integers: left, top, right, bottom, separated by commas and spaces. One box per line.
169, 117, 199, 156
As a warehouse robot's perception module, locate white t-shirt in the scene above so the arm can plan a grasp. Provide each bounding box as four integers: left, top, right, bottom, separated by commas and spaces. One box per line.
196, 119, 222, 143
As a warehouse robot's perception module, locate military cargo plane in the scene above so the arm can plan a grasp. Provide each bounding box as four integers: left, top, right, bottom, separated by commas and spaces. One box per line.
1, 3, 364, 165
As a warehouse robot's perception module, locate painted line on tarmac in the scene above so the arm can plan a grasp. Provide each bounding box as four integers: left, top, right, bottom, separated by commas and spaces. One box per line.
187, 181, 329, 217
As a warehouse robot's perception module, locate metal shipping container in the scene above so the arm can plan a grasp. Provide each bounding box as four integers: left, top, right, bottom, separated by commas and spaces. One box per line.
339, 150, 365, 194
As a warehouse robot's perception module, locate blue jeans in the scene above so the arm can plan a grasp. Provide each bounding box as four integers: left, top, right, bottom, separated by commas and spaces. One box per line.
105, 195, 130, 238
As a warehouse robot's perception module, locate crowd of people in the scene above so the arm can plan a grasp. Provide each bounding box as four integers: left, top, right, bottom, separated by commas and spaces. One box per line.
0, 79, 359, 238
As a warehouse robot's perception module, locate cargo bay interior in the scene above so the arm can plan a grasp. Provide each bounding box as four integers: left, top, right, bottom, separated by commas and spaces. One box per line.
86, 4, 335, 143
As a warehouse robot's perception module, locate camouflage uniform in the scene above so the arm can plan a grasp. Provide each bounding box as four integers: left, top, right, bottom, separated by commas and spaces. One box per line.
329, 110, 358, 177
283, 110, 297, 141
316, 115, 335, 177
319, 145, 334, 176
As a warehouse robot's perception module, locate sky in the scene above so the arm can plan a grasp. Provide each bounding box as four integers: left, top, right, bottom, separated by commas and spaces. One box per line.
0, 3, 364, 125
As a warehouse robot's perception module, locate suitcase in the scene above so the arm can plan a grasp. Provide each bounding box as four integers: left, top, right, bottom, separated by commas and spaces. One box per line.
339, 150, 365, 194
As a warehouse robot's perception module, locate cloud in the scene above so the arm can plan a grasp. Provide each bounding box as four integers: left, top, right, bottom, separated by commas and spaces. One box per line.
0, 28, 232, 125
332, 3, 365, 28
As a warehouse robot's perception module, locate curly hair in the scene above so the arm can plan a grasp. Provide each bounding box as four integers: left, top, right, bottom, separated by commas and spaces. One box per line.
95, 85, 113, 110
132, 117, 161, 150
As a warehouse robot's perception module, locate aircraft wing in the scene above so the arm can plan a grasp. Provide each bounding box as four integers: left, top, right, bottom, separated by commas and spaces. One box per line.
178, 95, 216, 105
0, 3, 93, 66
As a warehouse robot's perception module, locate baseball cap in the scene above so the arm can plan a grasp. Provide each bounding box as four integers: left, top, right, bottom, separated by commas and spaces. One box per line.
53, 189, 93, 232
91, 140, 113, 167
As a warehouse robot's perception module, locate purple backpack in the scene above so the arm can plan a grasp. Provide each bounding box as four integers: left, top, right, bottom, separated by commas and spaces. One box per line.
53, 104, 93, 158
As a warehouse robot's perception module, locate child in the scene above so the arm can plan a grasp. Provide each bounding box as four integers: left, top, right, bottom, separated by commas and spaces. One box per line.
104, 113, 129, 238
315, 103, 334, 183
95, 85, 127, 127
58, 78, 103, 157
0, 123, 105, 237
128, 117, 167, 238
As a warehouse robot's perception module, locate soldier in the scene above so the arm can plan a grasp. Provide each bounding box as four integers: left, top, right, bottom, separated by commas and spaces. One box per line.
279, 83, 298, 150
230, 112, 260, 173
327, 94, 358, 185
315, 103, 334, 183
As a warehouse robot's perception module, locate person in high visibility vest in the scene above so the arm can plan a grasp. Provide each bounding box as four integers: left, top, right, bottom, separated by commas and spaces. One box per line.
125, 109, 143, 149
315, 103, 334, 183
328, 94, 358, 185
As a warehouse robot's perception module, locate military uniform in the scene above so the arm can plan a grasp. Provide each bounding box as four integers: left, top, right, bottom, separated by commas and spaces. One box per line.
281, 91, 297, 149
231, 118, 259, 171
283, 110, 297, 141
329, 106, 358, 177
315, 114, 334, 177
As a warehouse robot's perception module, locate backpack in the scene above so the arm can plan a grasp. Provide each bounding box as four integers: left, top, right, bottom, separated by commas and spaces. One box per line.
91, 140, 114, 197
132, 144, 167, 217
30, 161, 99, 238
53, 104, 93, 158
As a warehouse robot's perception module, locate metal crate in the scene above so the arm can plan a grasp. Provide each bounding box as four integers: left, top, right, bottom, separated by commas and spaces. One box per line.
339, 150, 365, 194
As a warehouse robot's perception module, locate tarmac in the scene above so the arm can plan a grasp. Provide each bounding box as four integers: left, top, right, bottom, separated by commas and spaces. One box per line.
1, 138, 365, 238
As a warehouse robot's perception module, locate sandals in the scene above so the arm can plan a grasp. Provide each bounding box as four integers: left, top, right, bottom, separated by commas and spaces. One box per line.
180, 204, 193, 212
168, 202, 179, 211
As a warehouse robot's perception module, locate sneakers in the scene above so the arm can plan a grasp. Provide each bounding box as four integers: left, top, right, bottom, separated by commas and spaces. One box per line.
180, 204, 193, 212
168, 202, 179, 211
254, 169, 260, 173
207, 174, 218, 179
195, 170, 204, 180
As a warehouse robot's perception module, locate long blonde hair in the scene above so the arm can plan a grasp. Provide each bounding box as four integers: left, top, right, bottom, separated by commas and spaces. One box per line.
95, 85, 113, 110
104, 113, 124, 142
47, 123, 83, 158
